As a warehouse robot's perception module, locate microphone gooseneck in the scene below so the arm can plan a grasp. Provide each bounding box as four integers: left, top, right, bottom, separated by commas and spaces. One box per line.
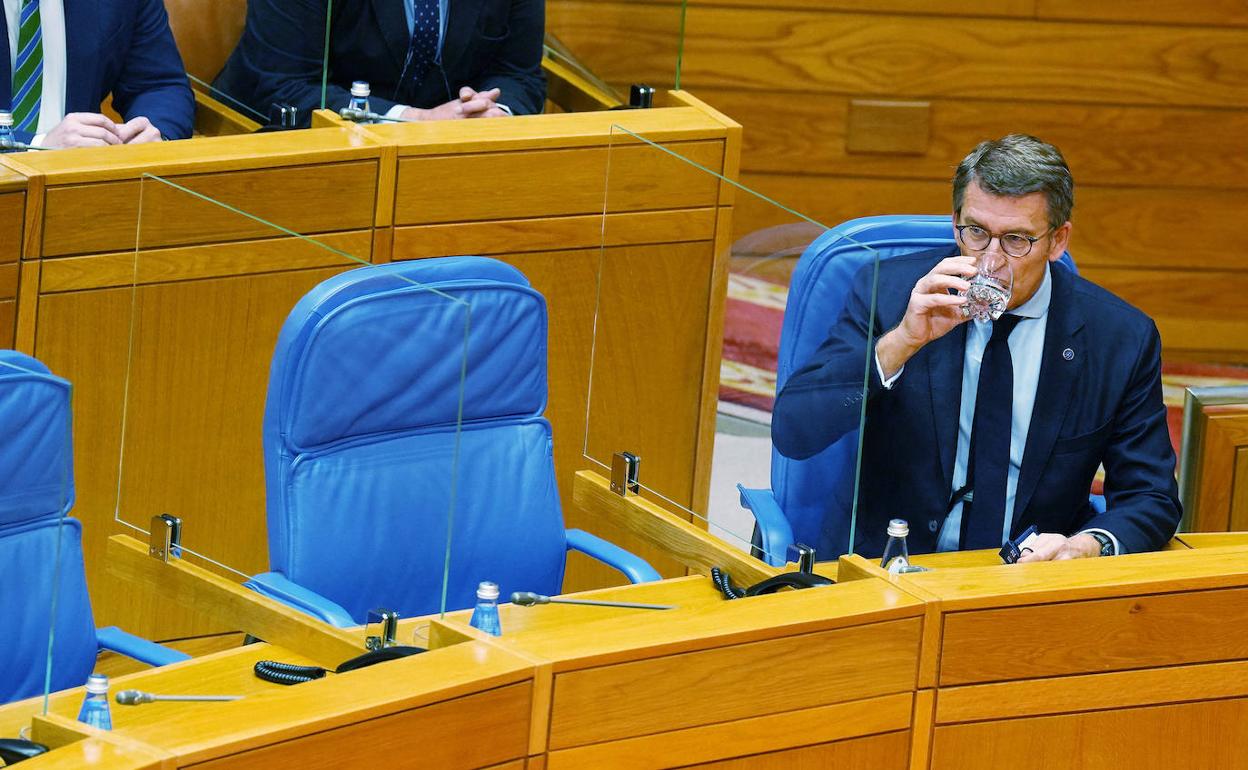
510, 591, 673, 611
115, 689, 242, 706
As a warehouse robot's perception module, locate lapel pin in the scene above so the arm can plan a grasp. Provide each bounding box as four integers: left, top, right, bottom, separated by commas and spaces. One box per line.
1062, 348, 1075, 361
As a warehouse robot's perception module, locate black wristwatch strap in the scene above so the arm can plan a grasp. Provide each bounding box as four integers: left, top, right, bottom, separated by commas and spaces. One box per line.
1088, 531, 1115, 557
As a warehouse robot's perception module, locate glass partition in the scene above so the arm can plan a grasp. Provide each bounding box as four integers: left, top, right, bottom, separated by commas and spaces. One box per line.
0, 353, 72, 712
108, 174, 470, 644
546, 1, 689, 101
586, 126, 888, 568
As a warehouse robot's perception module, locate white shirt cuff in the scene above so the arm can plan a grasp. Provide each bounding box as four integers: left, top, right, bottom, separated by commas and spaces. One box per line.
495, 102, 513, 116
385, 104, 411, 120
30, 133, 46, 148
1078, 528, 1122, 555
875, 348, 904, 389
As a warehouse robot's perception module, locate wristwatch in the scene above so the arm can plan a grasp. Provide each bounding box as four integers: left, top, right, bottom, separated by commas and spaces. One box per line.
1088, 531, 1115, 557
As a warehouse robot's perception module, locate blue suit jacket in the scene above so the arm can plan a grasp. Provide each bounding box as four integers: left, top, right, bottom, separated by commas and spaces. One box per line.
0, 0, 193, 143
213, 0, 546, 127
773, 248, 1182, 558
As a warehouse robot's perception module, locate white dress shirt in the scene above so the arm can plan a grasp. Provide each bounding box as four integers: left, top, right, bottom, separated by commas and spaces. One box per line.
3, 0, 66, 142
876, 263, 1121, 554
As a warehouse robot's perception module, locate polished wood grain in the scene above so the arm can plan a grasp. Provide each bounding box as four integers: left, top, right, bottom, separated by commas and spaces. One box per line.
1037, 0, 1248, 26
572, 471, 781, 587
673, 730, 910, 770
547, 617, 921, 748
361, 107, 729, 156
187, 683, 531, 770
1188, 409, 1248, 532
1177, 532, 1248, 549
684, 0, 1034, 14
0, 191, 23, 261
391, 208, 717, 259
561, 4, 1248, 108
930, 697, 1248, 770
903, 545, 1248, 610
193, 90, 264, 137
392, 140, 722, 225
545, 692, 914, 770
42, 161, 378, 256
13, 738, 167, 770
0, 299, 14, 347
106, 535, 365, 668
690, 90, 1248, 192
165, 0, 247, 83
10, 129, 381, 184
0, 261, 16, 298
40, 231, 373, 292
36, 267, 347, 637
936, 658, 1248, 724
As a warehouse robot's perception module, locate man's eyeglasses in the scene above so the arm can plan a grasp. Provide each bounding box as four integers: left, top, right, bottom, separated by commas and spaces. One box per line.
955, 224, 1052, 258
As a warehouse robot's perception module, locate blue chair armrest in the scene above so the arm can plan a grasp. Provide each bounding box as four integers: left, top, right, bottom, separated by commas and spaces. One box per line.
565, 528, 661, 583
244, 571, 358, 628
737, 485, 794, 568
95, 626, 191, 667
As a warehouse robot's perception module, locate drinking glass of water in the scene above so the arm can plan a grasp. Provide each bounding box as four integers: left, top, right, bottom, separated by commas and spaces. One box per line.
960, 253, 1012, 322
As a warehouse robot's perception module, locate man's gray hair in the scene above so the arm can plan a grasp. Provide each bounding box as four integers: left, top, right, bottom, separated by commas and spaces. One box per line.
953, 134, 1074, 230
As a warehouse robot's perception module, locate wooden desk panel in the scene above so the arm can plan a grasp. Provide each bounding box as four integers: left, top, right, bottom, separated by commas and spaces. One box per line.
393, 140, 722, 225
930, 698, 1248, 770
939, 585, 1248, 685
42, 161, 379, 257
548, 617, 921, 748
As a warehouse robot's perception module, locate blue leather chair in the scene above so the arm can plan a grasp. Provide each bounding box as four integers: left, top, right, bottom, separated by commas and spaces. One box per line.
737, 215, 1085, 565
0, 351, 189, 705
245, 257, 660, 626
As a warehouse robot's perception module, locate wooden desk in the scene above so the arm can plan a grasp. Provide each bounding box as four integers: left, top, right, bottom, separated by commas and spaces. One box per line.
0, 94, 741, 640
839, 543, 1248, 769
4, 569, 922, 770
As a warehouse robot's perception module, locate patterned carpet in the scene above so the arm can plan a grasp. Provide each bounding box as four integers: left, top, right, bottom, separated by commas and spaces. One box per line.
720, 268, 1248, 488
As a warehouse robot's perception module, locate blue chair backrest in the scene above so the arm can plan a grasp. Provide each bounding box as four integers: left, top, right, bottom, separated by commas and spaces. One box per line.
0, 351, 98, 704
263, 257, 568, 623
773, 215, 1076, 558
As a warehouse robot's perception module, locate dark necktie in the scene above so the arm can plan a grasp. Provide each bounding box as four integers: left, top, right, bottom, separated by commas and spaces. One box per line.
962, 313, 1023, 550
406, 0, 441, 89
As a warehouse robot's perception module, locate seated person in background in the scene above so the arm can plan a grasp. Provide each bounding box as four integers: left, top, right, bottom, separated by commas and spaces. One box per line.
3, 0, 193, 148
773, 135, 1181, 562
213, 0, 546, 126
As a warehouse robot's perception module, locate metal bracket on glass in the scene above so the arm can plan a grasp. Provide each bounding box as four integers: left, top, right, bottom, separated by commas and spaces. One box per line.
148, 513, 182, 563
788, 543, 816, 574
610, 451, 641, 496
365, 608, 400, 651
629, 84, 655, 108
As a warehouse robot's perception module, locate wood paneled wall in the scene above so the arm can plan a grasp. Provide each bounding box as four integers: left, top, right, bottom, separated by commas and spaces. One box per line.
548, 1, 1248, 362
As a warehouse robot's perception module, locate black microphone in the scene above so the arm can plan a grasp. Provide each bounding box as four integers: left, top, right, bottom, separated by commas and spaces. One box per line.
115, 689, 242, 705
511, 591, 673, 610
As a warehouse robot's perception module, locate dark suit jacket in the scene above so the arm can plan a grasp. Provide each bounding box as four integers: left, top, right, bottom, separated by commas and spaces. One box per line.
213, 0, 546, 127
0, 0, 193, 143
773, 248, 1182, 558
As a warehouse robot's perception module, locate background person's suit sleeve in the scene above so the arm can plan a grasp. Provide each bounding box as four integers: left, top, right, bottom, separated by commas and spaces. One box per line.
111, 0, 195, 140
772, 261, 890, 461
474, 0, 546, 115
1079, 320, 1182, 553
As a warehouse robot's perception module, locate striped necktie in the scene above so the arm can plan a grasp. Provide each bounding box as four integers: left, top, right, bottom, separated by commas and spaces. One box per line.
11, 0, 43, 133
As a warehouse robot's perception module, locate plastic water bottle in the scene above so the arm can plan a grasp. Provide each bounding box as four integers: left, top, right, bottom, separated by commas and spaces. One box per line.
0, 111, 16, 152
880, 519, 911, 574
348, 81, 372, 122
469, 581, 502, 637
77, 673, 112, 730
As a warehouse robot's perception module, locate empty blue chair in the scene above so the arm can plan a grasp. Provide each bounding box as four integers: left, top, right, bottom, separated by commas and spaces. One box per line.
738, 215, 1082, 565
0, 351, 188, 705
246, 257, 659, 626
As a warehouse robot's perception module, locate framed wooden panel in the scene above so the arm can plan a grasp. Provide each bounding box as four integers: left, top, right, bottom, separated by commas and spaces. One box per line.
1179, 386, 1248, 532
